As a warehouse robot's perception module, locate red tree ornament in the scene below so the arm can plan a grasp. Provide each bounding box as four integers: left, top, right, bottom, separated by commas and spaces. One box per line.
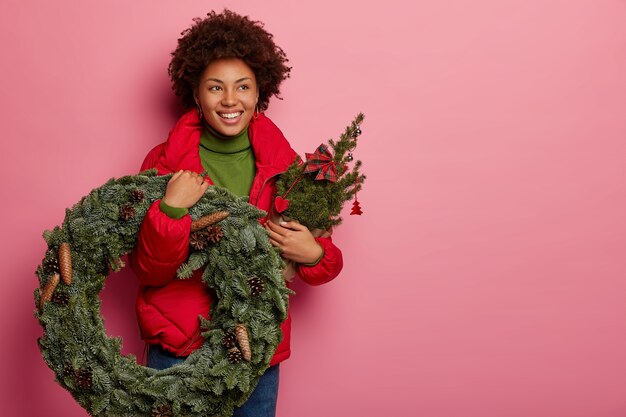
274, 196, 290, 213
350, 176, 363, 215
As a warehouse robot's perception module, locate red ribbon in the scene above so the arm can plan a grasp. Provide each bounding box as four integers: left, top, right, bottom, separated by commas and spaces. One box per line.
304, 144, 338, 182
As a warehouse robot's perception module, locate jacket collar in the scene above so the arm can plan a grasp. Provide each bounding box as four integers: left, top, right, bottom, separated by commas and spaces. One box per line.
248, 113, 296, 179
159, 109, 296, 183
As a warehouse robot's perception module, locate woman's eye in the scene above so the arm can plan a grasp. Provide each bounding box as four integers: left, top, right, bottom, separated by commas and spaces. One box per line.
209, 86, 221, 91
238, 85, 250, 90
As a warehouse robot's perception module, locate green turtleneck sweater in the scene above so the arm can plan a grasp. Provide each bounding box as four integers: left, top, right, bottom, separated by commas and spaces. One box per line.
160, 126, 255, 219
198, 125, 256, 196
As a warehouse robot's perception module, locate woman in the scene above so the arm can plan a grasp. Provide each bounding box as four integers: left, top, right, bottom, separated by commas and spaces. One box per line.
129, 10, 343, 416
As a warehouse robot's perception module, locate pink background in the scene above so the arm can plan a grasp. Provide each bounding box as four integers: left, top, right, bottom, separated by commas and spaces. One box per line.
1, 1, 625, 416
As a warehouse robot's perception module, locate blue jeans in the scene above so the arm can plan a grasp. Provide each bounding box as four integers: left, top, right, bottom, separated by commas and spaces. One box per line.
147, 345, 280, 417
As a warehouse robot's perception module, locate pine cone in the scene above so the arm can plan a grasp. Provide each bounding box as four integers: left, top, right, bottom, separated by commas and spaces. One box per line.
43, 250, 60, 274
130, 189, 145, 203
191, 211, 229, 232
235, 324, 252, 362
62, 364, 75, 378
119, 203, 135, 221
58, 242, 72, 285
248, 276, 264, 296
40, 273, 60, 309
52, 292, 70, 305
227, 347, 243, 364
206, 226, 224, 244
151, 404, 173, 417
75, 368, 93, 390
189, 230, 209, 251
222, 331, 237, 348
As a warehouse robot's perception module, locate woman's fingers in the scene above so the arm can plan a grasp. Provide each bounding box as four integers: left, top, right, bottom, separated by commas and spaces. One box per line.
164, 170, 209, 208
268, 237, 281, 249
265, 220, 283, 234
278, 221, 306, 231
264, 219, 321, 264
264, 223, 284, 244
170, 170, 183, 181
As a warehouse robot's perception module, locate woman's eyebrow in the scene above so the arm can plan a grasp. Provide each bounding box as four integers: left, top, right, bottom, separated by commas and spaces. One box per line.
203, 77, 252, 84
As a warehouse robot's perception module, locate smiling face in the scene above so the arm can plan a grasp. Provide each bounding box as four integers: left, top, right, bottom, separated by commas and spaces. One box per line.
195, 58, 259, 137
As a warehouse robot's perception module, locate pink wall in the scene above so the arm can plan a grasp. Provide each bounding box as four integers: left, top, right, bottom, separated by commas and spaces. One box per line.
1, 1, 625, 416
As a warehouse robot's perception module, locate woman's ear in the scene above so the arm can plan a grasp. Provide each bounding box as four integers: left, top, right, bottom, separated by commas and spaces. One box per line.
194, 94, 203, 119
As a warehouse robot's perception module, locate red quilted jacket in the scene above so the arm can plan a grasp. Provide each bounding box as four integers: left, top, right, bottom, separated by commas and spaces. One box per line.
129, 110, 343, 365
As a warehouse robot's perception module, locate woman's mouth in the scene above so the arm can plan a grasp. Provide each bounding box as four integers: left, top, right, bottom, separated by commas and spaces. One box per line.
218, 111, 243, 122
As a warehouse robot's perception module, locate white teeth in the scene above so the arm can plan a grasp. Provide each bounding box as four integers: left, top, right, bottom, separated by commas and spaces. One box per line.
220, 112, 241, 119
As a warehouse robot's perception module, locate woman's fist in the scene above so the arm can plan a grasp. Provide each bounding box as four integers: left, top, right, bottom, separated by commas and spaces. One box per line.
163, 170, 209, 209
264, 220, 323, 264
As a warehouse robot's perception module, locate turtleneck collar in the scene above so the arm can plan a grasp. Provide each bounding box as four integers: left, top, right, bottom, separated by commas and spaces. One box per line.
200, 123, 251, 154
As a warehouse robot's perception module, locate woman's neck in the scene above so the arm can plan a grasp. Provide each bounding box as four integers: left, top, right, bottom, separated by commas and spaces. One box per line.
201, 123, 250, 154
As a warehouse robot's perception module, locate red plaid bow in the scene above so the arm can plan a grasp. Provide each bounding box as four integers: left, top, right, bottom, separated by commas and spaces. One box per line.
304, 144, 337, 182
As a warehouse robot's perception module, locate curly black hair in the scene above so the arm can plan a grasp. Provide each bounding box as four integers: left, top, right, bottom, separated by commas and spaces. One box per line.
168, 9, 291, 111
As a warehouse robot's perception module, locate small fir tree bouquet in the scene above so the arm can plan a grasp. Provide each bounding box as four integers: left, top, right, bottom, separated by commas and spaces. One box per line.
270, 113, 366, 234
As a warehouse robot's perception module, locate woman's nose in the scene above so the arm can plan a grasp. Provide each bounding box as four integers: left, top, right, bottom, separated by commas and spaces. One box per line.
221, 89, 236, 106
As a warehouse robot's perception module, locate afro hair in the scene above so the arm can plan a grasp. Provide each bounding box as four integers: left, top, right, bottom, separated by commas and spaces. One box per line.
168, 9, 291, 111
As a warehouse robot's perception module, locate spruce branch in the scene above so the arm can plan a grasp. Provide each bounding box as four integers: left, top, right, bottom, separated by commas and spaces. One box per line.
274, 113, 367, 230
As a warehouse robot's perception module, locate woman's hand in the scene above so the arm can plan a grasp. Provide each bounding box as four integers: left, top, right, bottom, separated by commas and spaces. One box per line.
265, 220, 323, 264
163, 170, 209, 209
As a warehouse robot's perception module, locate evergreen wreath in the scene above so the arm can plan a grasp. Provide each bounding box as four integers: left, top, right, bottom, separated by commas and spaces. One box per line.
35, 115, 367, 416
34, 170, 290, 417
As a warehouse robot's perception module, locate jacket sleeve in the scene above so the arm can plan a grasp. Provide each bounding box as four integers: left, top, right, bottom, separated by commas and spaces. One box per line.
128, 199, 191, 287
296, 236, 343, 286
138, 143, 164, 173
128, 144, 191, 287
